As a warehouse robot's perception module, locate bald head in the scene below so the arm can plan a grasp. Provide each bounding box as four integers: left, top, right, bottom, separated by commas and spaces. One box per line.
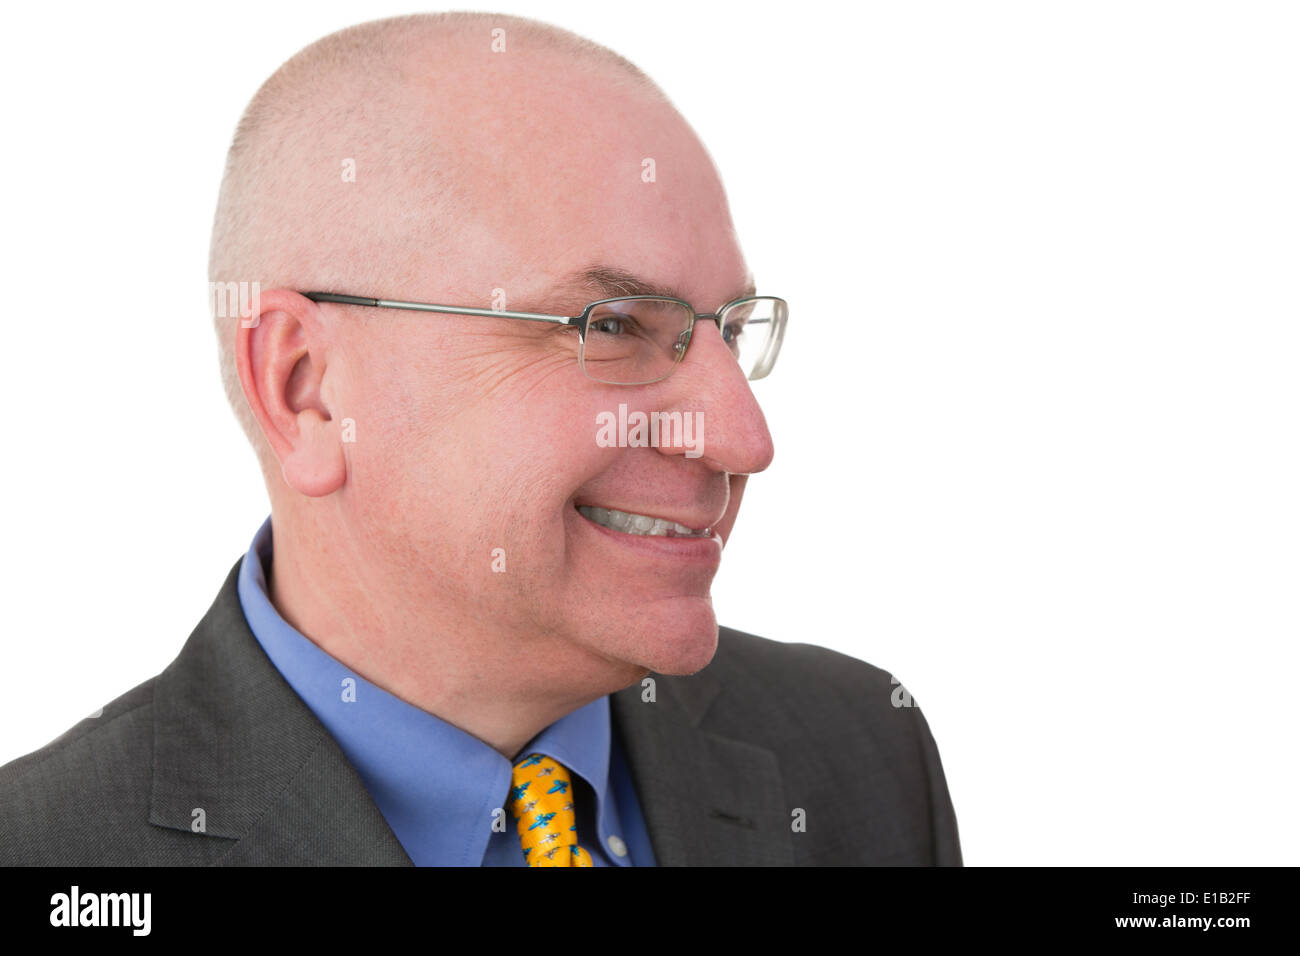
208, 12, 677, 469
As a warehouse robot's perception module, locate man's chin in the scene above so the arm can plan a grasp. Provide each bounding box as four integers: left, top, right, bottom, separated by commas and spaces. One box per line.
615, 598, 720, 678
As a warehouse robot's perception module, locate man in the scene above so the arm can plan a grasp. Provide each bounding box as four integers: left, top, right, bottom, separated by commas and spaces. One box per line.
0, 12, 960, 866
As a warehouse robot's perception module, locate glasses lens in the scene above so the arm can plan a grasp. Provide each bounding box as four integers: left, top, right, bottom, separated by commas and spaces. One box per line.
722, 297, 787, 380
580, 297, 694, 384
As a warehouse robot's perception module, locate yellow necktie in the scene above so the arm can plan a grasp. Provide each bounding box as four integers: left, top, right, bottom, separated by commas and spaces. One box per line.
508, 753, 594, 867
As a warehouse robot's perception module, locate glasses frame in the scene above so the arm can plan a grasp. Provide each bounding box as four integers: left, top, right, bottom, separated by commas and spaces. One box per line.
299, 290, 787, 385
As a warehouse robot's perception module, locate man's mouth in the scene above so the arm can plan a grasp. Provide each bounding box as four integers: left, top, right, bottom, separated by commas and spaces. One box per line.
576, 505, 713, 538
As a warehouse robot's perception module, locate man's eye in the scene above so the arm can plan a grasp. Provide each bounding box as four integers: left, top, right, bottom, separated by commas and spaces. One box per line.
591, 315, 637, 335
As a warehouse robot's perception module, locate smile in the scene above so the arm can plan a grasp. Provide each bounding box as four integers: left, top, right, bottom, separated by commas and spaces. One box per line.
577, 505, 712, 538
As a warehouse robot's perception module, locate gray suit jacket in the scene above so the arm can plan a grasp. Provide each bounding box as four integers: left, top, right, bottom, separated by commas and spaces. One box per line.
0, 557, 962, 866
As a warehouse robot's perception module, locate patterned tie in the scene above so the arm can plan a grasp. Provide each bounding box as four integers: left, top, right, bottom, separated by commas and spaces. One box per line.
508, 753, 594, 867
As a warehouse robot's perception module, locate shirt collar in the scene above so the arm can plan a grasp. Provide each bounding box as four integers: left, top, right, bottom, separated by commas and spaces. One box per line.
236, 514, 618, 865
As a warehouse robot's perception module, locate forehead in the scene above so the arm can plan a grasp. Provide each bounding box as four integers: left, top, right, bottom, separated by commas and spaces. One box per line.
407, 50, 749, 307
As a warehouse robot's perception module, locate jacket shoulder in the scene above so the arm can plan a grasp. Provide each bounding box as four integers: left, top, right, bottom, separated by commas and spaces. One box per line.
709, 626, 931, 756
702, 625, 963, 865
0, 675, 228, 865
714, 625, 901, 698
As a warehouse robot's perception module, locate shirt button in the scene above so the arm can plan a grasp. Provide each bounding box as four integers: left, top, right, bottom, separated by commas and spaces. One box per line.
606, 834, 628, 858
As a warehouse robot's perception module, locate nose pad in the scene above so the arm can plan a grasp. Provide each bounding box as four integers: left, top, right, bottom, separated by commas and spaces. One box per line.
673, 327, 693, 359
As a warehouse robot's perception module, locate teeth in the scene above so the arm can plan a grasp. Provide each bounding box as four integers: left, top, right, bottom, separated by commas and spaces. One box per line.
578, 505, 711, 537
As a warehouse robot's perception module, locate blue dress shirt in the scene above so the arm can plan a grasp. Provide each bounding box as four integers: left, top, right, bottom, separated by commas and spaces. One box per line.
237, 515, 656, 866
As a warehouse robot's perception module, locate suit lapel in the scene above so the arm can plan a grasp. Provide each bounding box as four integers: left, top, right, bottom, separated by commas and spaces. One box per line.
611, 661, 794, 866
150, 558, 413, 865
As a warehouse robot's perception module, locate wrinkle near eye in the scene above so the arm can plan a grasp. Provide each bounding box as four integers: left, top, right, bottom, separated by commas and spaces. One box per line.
452, 341, 580, 402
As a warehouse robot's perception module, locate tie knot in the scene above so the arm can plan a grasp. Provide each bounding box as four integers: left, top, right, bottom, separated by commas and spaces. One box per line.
508, 753, 592, 866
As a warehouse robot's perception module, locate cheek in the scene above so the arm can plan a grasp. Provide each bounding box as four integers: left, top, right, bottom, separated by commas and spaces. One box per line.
342, 340, 619, 541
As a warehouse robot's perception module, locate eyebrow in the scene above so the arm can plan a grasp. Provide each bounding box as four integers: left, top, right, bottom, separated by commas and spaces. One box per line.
539, 265, 757, 313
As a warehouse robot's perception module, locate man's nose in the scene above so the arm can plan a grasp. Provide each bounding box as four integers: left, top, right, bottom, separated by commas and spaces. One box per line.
656, 318, 775, 474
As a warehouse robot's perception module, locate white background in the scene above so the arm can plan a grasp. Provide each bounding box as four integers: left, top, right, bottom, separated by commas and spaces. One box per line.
1, 0, 1296, 865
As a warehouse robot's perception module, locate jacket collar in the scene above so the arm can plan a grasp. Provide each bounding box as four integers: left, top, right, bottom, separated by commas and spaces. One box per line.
150, 558, 412, 864
150, 557, 791, 865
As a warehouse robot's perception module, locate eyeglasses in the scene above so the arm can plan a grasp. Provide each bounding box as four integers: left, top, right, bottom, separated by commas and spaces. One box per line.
300, 291, 788, 386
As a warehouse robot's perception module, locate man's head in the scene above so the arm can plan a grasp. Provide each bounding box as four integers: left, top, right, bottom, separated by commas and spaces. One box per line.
208, 12, 774, 706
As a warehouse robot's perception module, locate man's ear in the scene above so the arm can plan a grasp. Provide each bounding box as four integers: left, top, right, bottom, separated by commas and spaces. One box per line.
235, 288, 346, 497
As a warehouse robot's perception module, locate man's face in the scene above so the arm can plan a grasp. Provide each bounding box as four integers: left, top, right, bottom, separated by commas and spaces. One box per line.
327, 60, 773, 687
